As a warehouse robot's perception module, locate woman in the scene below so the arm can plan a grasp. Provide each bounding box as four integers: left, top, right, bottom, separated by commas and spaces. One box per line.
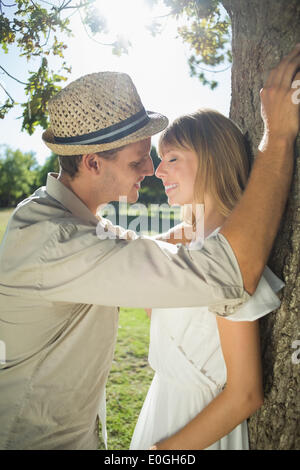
130, 109, 284, 450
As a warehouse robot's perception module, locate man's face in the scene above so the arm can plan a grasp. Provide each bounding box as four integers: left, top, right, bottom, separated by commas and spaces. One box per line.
99, 138, 154, 204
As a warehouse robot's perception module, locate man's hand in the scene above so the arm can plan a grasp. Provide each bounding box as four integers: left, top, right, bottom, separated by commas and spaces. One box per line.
260, 44, 300, 150
220, 45, 300, 296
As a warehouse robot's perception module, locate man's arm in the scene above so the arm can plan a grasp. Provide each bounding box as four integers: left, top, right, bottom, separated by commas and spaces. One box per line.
220, 46, 300, 295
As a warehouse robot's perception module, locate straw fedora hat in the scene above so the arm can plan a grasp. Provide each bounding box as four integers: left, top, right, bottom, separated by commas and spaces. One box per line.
42, 72, 169, 156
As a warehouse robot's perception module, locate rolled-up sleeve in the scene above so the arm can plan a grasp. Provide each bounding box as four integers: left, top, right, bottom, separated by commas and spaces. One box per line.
38, 221, 250, 316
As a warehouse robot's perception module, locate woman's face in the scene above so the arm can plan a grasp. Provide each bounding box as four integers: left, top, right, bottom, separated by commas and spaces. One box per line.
155, 144, 199, 206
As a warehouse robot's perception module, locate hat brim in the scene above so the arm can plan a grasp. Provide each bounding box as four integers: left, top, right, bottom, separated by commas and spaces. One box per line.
42, 111, 168, 156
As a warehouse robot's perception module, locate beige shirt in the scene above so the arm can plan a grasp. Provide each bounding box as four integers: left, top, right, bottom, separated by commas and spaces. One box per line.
0, 173, 250, 450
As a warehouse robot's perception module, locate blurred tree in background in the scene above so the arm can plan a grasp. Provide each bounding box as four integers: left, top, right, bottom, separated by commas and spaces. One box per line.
0, 146, 39, 206
138, 146, 167, 205
35, 151, 59, 187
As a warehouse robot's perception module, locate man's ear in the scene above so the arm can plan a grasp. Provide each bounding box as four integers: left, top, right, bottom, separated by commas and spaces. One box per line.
82, 153, 101, 174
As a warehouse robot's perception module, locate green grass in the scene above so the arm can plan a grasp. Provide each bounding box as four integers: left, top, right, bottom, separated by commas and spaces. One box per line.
0, 208, 153, 450
100, 308, 153, 450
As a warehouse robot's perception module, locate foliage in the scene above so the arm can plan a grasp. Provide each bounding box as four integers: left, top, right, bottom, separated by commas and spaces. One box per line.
21, 58, 69, 135
0, 0, 73, 131
0, 146, 60, 206
157, 0, 231, 90
35, 151, 59, 186
0, 146, 40, 206
0, 0, 231, 132
0, 0, 129, 132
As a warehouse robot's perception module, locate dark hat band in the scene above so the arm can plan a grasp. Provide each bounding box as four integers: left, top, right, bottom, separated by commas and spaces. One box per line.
54, 108, 150, 146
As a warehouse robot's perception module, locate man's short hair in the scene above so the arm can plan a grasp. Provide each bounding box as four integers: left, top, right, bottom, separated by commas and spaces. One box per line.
58, 145, 127, 179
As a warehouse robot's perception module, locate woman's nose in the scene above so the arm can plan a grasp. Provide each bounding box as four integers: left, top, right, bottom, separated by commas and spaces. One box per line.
155, 161, 166, 179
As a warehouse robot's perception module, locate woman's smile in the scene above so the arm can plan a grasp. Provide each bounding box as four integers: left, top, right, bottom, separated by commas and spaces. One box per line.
164, 183, 178, 193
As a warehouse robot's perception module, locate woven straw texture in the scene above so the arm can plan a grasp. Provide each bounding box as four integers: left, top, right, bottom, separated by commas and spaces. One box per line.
42, 72, 168, 155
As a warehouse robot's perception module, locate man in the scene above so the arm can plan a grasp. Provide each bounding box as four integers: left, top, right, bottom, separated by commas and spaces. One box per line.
0, 46, 299, 450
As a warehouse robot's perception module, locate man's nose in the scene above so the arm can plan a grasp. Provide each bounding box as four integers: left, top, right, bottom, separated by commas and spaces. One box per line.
143, 156, 154, 176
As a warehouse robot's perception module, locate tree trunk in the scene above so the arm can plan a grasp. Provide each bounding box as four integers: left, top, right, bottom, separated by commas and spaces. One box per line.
221, 0, 300, 450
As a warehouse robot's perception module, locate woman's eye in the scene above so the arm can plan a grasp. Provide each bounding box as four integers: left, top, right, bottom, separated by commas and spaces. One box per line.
169, 158, 177, 163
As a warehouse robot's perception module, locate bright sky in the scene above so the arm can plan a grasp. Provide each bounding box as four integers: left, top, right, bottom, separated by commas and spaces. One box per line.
0, 0, 231, 165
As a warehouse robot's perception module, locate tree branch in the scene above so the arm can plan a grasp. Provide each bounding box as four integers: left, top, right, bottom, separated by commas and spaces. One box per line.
0, 1, 17, 6
194, 63, 232, 73
0, 66, 28, 86
40, 26, 51, 47
33, 0, 58, 6
77, 6, 115, 47
58, 0, 91, 10
0, 81, 14, 103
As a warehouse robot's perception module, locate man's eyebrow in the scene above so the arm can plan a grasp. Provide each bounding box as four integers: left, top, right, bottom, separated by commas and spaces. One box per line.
130, 154, 149, 164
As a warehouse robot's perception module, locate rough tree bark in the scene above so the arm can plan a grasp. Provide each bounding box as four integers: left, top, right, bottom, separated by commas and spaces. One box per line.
221, 0, 300, 450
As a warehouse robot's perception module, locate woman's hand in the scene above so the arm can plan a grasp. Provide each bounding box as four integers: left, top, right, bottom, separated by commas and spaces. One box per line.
154, 222, 195, 246
144, 308, 152, 318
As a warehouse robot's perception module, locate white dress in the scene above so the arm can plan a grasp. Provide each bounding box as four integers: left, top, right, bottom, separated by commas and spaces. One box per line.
130, 229, 284, 450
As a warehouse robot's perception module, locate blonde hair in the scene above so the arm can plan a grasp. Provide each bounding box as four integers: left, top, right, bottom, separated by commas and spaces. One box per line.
158, 109, 250, 220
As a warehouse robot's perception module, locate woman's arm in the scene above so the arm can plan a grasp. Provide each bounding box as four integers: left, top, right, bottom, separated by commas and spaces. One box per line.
152, 318, 264, 450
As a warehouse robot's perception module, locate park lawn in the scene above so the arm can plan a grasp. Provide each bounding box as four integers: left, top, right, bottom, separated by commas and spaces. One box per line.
0, 208, 153, 450
100, 308, 153, 450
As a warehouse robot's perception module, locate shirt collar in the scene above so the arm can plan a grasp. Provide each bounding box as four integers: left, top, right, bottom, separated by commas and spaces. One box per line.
46, 173, 100, 226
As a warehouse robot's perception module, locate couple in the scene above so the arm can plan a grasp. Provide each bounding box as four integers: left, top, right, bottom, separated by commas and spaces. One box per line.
0, 46, 299, 450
